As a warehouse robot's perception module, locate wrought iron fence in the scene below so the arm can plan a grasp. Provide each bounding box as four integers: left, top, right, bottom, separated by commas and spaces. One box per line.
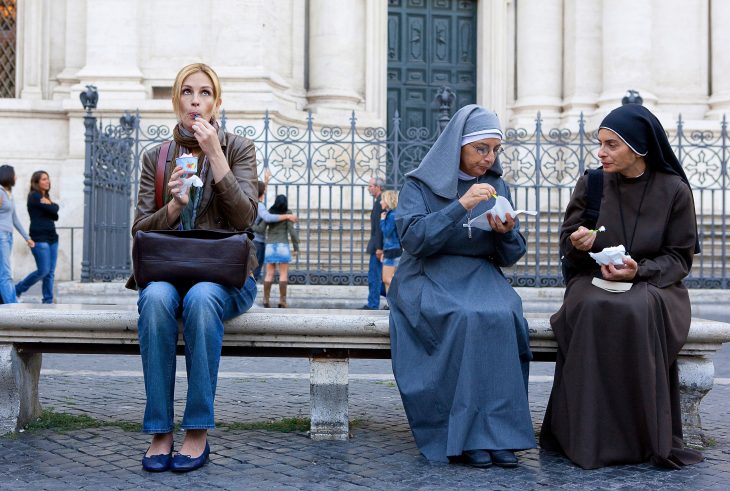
81, 98, 729, 287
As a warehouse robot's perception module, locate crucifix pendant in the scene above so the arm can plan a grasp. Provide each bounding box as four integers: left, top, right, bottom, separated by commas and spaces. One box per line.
467, 223, 473, 239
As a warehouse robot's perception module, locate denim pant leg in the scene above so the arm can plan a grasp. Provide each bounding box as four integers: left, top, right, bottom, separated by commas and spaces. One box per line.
41, 242, 58, 303
366, 253, 382, 309
179, 277, 257, 429
16, 242, 51, 297
137, 281, 181, 433
0, 232, 16, 304
253, 240, 265, 281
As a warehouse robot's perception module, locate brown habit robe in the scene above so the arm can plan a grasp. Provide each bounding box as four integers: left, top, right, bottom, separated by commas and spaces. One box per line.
540, 169, 704, 469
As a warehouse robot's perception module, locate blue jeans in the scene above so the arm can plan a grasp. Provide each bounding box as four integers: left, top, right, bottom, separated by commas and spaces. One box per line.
16, 241, 58, 304
253, 240, 265, 281
0, 232, 16, 304
137, 277, 257, 433
366, 253, 382, 309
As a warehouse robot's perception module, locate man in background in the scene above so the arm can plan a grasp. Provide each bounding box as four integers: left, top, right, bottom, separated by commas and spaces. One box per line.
362, 177, 384, 310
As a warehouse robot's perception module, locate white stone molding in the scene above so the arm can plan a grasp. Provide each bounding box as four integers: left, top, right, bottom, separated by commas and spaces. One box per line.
51, 0, 86, 101
16, 0, 51, 99
74, 0, 146, 101
597, 0, 656, 113
561, 0, 601, 126
708, 0, 730, 118
477, 0, 509, 122
364, 0, 388, 125
652, 0, 709, 121
307, 0, 365, 112
511, 0, 563, 127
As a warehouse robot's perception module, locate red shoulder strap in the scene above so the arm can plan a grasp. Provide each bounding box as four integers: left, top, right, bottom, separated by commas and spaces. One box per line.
155, 141, 172, 210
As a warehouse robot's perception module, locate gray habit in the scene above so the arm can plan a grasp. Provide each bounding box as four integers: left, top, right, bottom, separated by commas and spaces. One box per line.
388, 105, 536, 462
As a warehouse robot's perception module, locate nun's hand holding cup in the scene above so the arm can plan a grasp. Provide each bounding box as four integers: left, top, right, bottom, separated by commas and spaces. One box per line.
168, 166, 190, 207
601, 256, 638, 282
488, 212, 515, 234
458, 183, 497, 211
569, 226, 597, 251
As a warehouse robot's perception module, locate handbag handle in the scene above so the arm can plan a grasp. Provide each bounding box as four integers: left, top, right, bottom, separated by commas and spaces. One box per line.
155, 141, 173, 210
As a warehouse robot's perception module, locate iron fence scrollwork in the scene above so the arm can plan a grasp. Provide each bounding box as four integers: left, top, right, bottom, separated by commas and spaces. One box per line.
80, 91, 728, 287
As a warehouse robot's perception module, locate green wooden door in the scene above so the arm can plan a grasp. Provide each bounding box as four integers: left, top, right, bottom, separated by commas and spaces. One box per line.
387, 0, 478, 135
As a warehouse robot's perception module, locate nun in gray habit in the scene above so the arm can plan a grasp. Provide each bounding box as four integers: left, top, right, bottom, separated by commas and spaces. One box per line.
388, 105, 535, 467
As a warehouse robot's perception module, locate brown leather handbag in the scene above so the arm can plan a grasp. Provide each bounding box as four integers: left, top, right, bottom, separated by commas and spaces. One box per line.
132, 141, 252, 290
132, 229, 251, 289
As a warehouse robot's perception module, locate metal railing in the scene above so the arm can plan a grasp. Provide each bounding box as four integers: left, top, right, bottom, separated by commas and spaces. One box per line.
80, 99, 729, 287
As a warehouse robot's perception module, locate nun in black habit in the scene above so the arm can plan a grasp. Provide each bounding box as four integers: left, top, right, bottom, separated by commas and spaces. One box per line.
541, 104, 703, 469
388, 105, 536, 467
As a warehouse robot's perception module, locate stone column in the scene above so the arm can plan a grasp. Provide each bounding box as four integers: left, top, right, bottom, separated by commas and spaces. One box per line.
53, 0, 86, 100
16, 0, 49, 99
561, 0, 602, 125
652, 0, 708, 120
677, 356, 714, 448
75, 0, 146, 101
307, 0, 364, 112
0, 345, 42, 434
597, 0, 656, 113
309, 353, 349, 441
365, 0, 388, 123
476, 0, 509, 121
708, 0, 730, 118
511, 0, 563, 127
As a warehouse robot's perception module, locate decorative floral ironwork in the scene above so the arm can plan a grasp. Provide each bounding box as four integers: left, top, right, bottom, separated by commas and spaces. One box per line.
81, 106, 729, 288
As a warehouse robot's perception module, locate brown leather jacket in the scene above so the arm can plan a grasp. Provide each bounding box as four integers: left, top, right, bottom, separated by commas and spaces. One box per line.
125, 128, 259, 290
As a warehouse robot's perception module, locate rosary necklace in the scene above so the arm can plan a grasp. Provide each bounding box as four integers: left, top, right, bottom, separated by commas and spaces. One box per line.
456, 176, 481, 239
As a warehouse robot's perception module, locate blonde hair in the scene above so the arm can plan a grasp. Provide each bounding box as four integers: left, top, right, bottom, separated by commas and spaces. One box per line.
171, 63, 222, 122
381, 190, 399, 210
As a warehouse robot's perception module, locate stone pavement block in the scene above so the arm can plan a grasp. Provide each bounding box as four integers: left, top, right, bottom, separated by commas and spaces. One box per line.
0, 360, 728, 489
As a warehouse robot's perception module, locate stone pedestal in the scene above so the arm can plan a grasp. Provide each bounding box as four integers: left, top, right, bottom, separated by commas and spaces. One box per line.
309, 353, 349, 441
677, 356, 714, 447
0, 345, 42, 434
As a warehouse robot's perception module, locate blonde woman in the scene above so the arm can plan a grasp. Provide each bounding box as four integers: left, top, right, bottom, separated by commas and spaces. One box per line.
379, 190, 401, 294
129, 63, 258, 473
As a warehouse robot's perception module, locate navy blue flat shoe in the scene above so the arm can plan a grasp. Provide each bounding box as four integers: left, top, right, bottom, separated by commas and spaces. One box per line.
142, 449, 173, 472
170, 442, 210, 473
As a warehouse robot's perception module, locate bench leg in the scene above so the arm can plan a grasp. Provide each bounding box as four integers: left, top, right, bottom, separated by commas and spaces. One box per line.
677, 355, 714, 447
0, 344, 42, 434
309, 354, 349, 441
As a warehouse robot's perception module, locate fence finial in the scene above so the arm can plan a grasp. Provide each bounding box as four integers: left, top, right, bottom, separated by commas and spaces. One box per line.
621, 89, 643, 105
80, 85, 98, 112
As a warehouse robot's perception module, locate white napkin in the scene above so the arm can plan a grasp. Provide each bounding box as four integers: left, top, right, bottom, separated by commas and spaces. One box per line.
463, 196, 539, 232
588, 244, 631, 266
180, 175, 203, 195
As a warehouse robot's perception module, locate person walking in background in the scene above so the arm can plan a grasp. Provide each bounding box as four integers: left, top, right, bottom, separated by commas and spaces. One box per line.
252, 168, 297, 282
262, 194, 299, 308
362, 176, 384, 309
379, 190, 401, 299
0, 165, 35, 304
15, 171, 59, 304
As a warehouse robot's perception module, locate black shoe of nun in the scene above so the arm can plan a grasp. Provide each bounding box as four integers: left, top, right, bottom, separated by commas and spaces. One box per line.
457, 449, 493, 468
490, 450, 519, 468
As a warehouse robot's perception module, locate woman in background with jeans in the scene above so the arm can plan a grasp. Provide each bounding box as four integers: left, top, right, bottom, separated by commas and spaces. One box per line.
379, 190, 401, 296
0, 164, 35, 304
15, 171, 59, 304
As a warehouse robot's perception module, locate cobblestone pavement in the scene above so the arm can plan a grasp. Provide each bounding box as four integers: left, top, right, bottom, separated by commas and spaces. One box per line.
1, 355, 729, 490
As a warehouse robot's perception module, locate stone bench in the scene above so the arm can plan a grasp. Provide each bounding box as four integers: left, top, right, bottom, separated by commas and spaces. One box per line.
1, 304, 728, 447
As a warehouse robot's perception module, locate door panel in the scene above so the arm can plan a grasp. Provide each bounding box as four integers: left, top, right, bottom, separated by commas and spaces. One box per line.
387, 0, 477, 136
